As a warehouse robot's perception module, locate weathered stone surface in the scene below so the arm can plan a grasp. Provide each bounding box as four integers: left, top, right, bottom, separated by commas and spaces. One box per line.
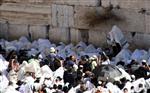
145, 14, 150, 34
49, 27, 70, 43
4, 0, 53, 5
0, 3, 51, 14
51, 4, 74, 27
8, 24, 28, 40
0, 11, 50, 25
74, 6, 97, 29
70, 28, 80, 43
131, 33, 150, 48
101, 0, 145, 10
29, 25, 46, 40
110, 9, 145, 33
89, 30, 107, 47
0, 23, 8, 39
52, 0, 100, 6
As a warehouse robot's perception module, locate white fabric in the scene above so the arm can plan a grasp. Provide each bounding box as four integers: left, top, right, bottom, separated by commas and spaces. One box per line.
53, 67, 64, 79
115, 49, 132, 64
4, 85, 20, 93
131, 49, 149, 63
145, 78, 150, 89
132, 78, 146, 92
107, 25, 129, 48
118, 68, 132, 81
0, 74, 9, 92
84, 44, 97, 53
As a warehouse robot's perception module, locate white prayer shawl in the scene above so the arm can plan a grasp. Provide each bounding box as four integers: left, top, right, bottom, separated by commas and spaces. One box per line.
0, 74, 9, 92
145, 78, 150, 89
18, 61, 28, 81
123, 81, 132, 93
53, 67, 64, 79
131, 49, 149, 63
132, 78, 146, 92
76, 41, 87, 49
41, 65, 53, 77
115, 49, 132, 64
19, 84, 26, 93
68, 87, 76, 93
107, 25, 129, 48
37, 38, 51, 52
68, 85, 80, 93
4, 85, 20, 93
85, 81, 95, 91
24, 76, 35, 93
118, 68, 132, 81
0, 55, 9, 73
106, 82, 122, 93
84, 44, 97, 53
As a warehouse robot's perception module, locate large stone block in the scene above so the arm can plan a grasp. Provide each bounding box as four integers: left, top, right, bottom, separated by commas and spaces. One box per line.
49, 27, 70, 43
70, 28, 80, 43
0, 3, 51, 14
0, 22, 8, 39
144, 0, 150, 9
145, 14, 150, 34
4, 0, 53, 5
29, 25, 46, 40
74, 6, 97, 29
88, 30, 107, 47
52, 0, 100, 6
101, 0, 145, 10
131, 33, 150, 48
51, 4, 74, 27
8, 24, 28, 40
109, 9, 145, 33
0, 11, 50, 25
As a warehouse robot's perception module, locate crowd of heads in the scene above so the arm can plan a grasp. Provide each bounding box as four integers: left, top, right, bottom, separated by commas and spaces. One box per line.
0, 37, 150, 93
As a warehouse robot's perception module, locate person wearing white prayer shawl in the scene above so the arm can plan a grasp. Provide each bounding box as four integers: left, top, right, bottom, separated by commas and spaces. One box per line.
23, 75, 35, 93
8, 70, 18, 88
0, 71, 9, 93
43, 73, 53, 88
122, 81, 132, 93
118, 67, 132, 81
132, 78, 146, 93
17, 61, 28, 81
4, 81, 20, 93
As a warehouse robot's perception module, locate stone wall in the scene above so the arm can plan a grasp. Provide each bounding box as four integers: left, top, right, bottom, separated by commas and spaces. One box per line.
0, 0, 150, 48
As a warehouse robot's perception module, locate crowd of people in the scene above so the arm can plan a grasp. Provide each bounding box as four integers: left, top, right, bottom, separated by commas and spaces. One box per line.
0, 36, 150, 93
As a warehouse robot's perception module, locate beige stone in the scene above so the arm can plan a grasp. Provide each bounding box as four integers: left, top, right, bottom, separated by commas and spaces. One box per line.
52, 0, 100, 6
0, 3, 51, 14
145, 14, 150, 34
88, 30, 107, 47
101, 0, 145, 10
70, 28, 80, 43
109, 9, 145, 33
51, 4, 74, 27
0, 23, 8, 39
49, 27, 70, 43
29, 25, 46, 40
0, 11, 50, 25
8, 24, 28, 40
74, 6, 97, 29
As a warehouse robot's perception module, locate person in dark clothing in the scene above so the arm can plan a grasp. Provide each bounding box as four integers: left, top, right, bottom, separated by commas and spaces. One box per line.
63, 67, 76, 87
